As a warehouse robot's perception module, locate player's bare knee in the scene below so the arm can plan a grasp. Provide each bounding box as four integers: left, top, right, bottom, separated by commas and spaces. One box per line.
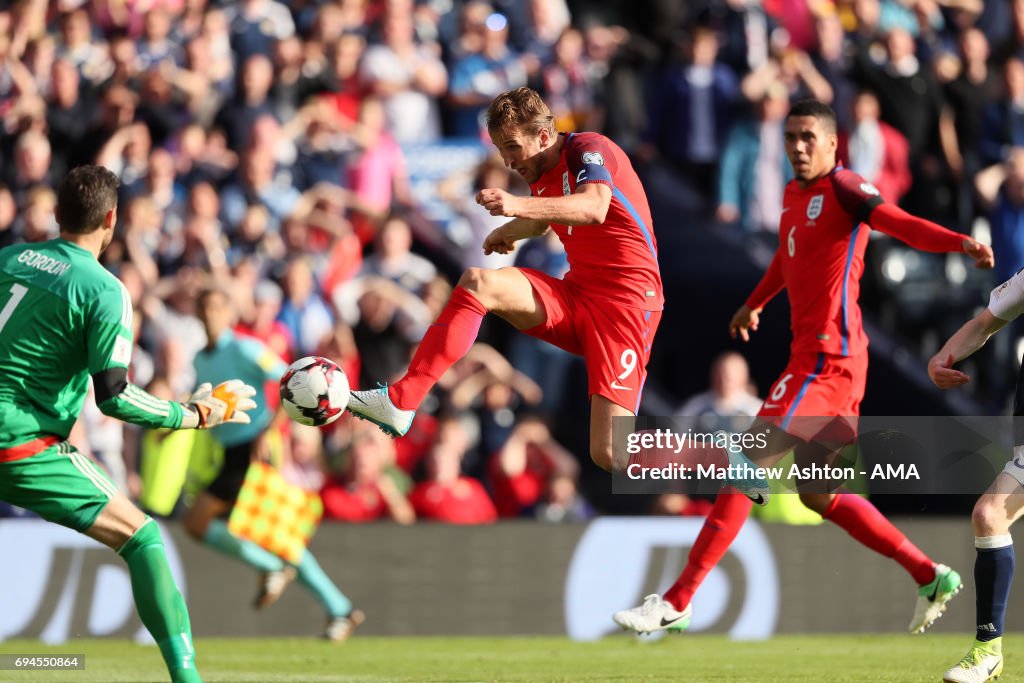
798, 491, 833, 514
457, 268, 498, 309
458, 268, 488, 294
972, 498, 1009, 537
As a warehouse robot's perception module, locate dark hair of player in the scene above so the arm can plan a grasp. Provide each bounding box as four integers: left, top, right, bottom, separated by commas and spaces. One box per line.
486, 87, 556, 138
56, 165, 120, 234
787, 99, 838, 135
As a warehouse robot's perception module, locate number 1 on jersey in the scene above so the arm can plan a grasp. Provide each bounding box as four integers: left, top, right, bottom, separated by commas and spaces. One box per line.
0, 283, 28, 335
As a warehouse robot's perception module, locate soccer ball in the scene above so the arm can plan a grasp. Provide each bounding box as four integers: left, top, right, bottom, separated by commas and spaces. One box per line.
279, 356, 350, 427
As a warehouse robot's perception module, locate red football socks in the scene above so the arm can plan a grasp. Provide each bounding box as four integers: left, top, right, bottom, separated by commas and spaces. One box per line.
388, 286, 488, 411
822, 493, 936, 586
663, 489, 753, 611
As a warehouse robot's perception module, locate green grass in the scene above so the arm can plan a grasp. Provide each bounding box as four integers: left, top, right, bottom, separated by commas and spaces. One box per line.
0, 635, 1021, 682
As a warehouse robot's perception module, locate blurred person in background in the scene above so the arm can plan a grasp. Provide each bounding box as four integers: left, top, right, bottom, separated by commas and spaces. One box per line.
676, 351, 762, 435
838, 89, 912, 207
409, 415, 497, 524
358, 7, 448, 144
644, 25, 739, 216
488, 415, 578, 519
716, 82, 792, 232
0, 183, 17, 248
439, 152, 527, 271
321, 420, 416, 523
447, 10, 528, 138
940, 26, 997, 229
278, 256, 334, 357
359, 215, 436, 295
235, 278, 294, 364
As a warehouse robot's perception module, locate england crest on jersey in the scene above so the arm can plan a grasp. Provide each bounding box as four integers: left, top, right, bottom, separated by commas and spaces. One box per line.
807, 194, 824, 220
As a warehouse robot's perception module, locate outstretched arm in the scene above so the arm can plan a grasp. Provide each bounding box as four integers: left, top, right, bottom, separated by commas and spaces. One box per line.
928, 309, 1007, 389
868, 203, 994, 268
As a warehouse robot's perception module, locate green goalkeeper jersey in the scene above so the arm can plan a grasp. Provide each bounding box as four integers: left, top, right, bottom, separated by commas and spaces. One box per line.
0, 239, 183, 449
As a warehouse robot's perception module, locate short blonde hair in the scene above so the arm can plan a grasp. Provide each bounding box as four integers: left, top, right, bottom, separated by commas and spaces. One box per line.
486, 87, 555, 137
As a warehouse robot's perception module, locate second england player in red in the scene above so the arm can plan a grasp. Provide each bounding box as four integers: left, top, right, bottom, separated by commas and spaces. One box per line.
614, 99, 994, 636
345, 86, 662, 474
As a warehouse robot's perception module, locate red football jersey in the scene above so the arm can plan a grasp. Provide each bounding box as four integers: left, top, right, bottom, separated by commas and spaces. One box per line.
754, 167, 884, 357
530, 132, 663, 311
747, 166, 968, 358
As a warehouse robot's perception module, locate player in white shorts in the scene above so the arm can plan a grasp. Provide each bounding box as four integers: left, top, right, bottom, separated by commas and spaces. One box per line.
928, 267, 1024, 682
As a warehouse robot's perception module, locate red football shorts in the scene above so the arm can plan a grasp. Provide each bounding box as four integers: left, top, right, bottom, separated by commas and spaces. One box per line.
757, 351, 867, 444
518, 268, 661, 414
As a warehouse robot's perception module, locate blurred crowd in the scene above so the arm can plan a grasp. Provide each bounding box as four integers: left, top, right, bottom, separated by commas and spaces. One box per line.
3, 0, 1024, 521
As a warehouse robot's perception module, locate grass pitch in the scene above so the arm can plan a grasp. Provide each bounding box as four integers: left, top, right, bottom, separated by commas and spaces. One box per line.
0, 635, 1020, 682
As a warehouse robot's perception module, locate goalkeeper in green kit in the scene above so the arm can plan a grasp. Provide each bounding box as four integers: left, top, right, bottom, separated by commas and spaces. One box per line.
0, 166, 258, 683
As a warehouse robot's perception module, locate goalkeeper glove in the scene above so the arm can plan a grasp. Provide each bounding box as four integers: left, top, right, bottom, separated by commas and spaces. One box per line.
183, 380, 258, 429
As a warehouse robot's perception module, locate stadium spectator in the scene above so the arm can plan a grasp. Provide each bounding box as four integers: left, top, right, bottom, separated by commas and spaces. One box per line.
539, 28, 595, 133
0, 183, 17, 249
45, 58, 92, 178
223, 0, 296, 64
676, 351, 763, 435
837, 90, 912, 206
321, 420, 416, 523
979, 57, 1024, 168
235, 278, 294, 364
359, 215, 436, 294
219, 147, 301, 233
488, 416, 578, 518
644, 25, 739, 215
214, 54, 277, 154
941, 26, 997, 227
16, 185, 58, 243
809, 9, 858, 133
852, 27, 948, 219
716, 82, 792, 232
10, 130, 56, 210
334, 275, 431, 387
447, 11, 528, 138
358, 7, 448, 144
409, 416, 498, 523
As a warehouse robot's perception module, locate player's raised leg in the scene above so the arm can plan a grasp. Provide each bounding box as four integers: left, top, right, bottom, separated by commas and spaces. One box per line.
90, 494, 201, 683
348, 266, 544, 436
944, 472, 1024, 682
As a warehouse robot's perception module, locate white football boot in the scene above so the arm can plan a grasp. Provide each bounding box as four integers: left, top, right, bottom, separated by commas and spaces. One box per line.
346, 386, 415, 437
612, 594, 692, 635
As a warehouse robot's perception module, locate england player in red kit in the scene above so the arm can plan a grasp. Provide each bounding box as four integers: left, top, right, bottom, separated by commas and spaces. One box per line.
344, 86, 662, 474
614, 99, 994, 637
